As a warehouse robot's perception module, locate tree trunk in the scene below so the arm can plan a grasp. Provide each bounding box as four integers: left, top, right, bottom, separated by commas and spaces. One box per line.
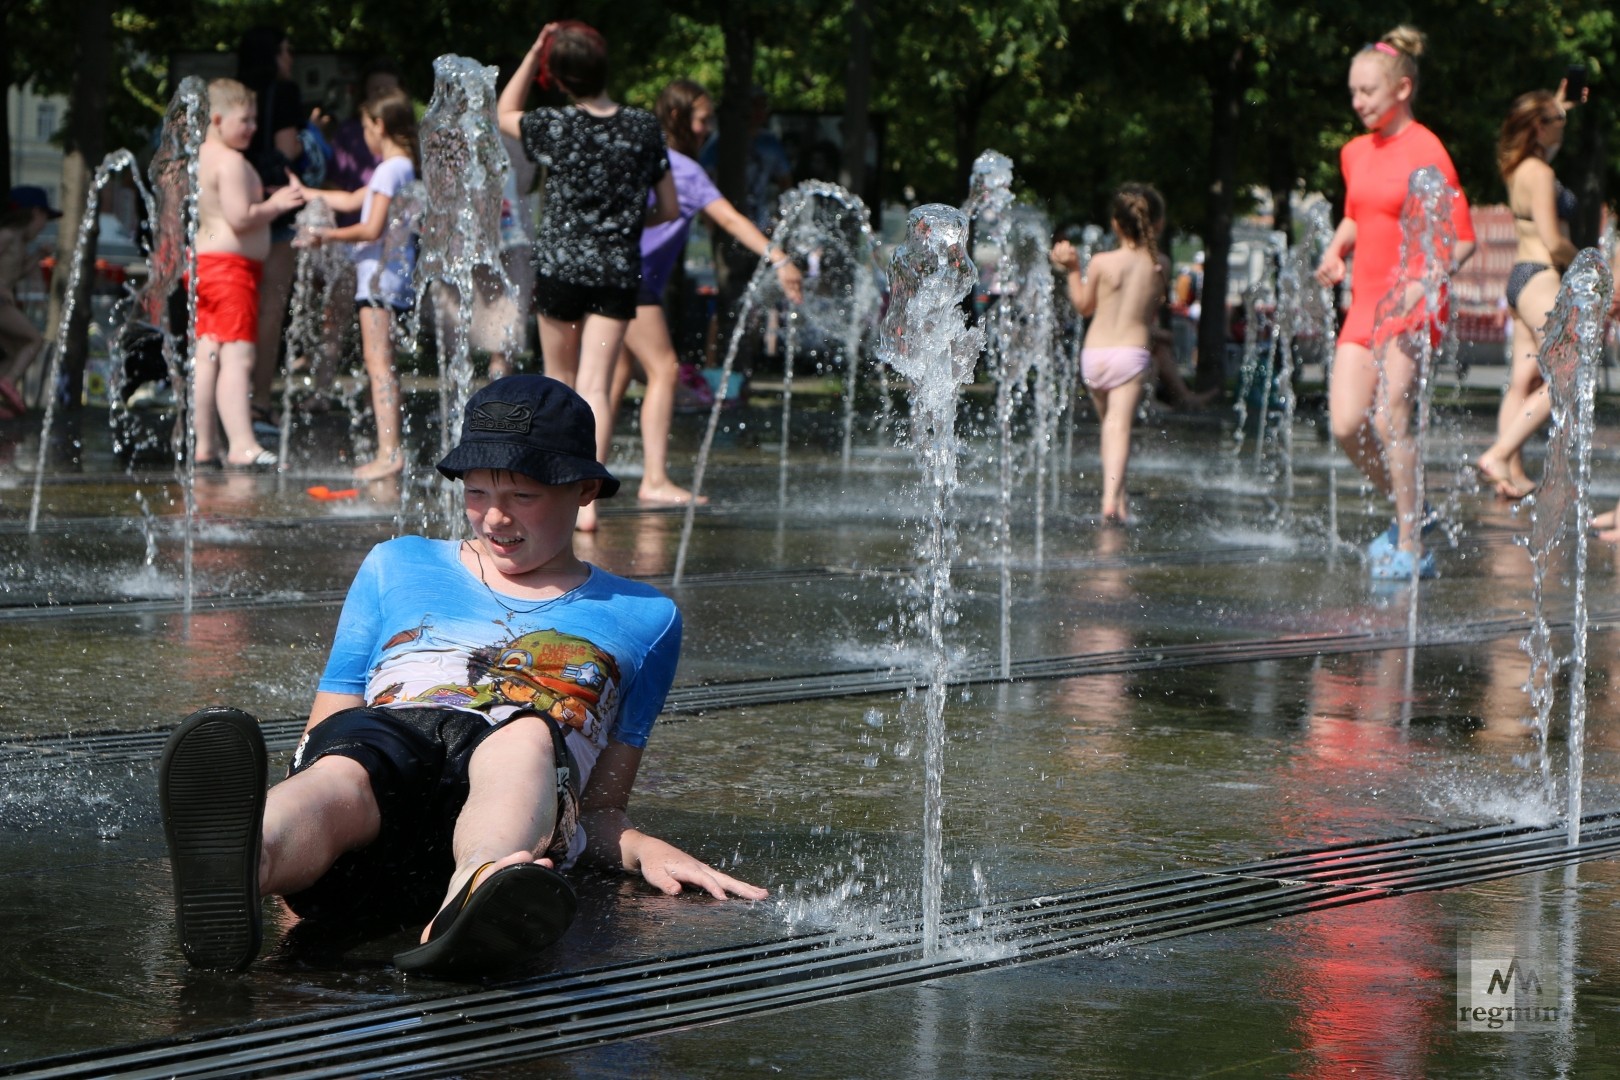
1267, 127, 1294, 242
1569, 103, 1607, 252
952, 94, 981, 203
716, 5, 755, 209
46, 0, 111, 412
1196, 41, 1244, 394
838, 0, 872, 203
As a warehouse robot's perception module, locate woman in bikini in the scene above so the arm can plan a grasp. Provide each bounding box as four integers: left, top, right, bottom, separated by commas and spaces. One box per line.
1475, 80, 1586, 499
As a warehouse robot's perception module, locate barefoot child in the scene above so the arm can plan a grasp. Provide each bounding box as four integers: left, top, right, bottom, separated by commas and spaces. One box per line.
159, 375, 767, 977
1051, 184, 1165, 522
193, 79, 305, 468
301, 89, 419, 480
608, 78, 803, 505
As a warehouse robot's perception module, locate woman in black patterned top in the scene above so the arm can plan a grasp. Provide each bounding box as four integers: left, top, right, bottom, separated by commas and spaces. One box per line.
498, 21, 677, 531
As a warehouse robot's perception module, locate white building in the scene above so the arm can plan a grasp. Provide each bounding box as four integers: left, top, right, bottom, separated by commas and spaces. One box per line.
7, 82, 68, 201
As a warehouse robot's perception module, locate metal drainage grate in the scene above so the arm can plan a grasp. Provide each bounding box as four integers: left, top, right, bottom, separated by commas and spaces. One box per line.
6, 812, 1618, 1079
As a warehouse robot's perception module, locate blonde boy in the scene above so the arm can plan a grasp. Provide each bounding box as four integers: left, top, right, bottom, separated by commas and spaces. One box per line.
193, 78, 304, 469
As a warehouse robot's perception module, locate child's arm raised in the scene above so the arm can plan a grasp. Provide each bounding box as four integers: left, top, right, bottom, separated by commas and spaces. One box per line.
576, 740, 768, 900
216, 156, 305, 234
497, 23, 556, 140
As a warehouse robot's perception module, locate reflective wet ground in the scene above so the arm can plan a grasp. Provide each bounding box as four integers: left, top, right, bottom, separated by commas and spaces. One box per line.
3, 386, 1620, 1076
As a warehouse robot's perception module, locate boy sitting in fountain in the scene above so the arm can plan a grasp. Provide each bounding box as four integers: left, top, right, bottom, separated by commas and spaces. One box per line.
159, 375, 766, 977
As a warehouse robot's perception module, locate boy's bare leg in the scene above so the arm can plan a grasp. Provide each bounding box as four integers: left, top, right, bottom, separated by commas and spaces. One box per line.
217, 340, 270, 464
353, 307, 404, 480
259, 755, 382, 897
1096, 376, 1143, 521
422, 716, 561, 942
191, 336, 223, 462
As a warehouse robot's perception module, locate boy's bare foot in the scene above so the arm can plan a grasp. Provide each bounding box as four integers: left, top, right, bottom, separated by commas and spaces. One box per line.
353, 453, 404, 481
1476, 452, 1533, 499
636, 482, 708, 506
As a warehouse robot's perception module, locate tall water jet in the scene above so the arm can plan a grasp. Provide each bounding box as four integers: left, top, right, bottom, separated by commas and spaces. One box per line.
1520, 250, 1612, 844
876, 205, 982, 954
1231, 236, 1280, 465
963, 151, 1021, 680
1006, 207, 1058, 566
672, 182, 864, 583
282, 198, 352, 468
1370, 166, 1459, 624
765, 181, 880, 499
28, 79, 207, 617
416, 54, 513, 527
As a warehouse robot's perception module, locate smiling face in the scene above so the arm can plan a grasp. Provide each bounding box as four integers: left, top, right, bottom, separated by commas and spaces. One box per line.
461, 468, 596, 582
1347, 54, 1411, 133
215, 104, 258, 151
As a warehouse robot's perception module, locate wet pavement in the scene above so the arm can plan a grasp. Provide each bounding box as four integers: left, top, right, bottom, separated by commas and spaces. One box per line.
2, 386, 1619, 1076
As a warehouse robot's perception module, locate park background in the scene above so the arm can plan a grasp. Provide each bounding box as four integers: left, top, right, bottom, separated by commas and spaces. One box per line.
4, 0, 1618, 395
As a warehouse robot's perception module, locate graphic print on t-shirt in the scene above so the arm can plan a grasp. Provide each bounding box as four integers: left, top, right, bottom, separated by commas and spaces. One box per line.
370, 621, 622, 742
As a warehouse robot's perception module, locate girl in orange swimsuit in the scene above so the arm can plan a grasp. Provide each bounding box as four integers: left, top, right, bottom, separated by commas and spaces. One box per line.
1313, 26, 1475, 580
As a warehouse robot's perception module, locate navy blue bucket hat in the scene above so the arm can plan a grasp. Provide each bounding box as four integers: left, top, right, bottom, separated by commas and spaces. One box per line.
437, 375, 619, 497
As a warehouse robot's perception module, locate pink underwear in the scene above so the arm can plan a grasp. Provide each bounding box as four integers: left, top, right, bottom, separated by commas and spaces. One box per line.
1080, 346, 1151, 391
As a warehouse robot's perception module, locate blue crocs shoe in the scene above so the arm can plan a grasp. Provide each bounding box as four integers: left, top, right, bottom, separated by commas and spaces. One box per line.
1369, 546, 1437, 581
1366, 521, 1398, 560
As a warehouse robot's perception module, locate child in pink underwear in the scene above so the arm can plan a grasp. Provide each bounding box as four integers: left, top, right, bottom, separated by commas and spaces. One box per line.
1051, 183, 1165, 522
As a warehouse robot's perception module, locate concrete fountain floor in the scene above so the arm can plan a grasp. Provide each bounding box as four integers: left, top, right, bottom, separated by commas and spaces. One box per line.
3, 386, 1620, 1076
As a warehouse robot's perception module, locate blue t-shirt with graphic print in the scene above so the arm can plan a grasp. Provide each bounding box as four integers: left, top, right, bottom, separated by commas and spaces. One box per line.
318, 536, 680, 785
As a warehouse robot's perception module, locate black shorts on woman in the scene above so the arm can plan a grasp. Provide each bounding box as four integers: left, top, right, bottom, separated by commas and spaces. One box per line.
282, 705, 580, 926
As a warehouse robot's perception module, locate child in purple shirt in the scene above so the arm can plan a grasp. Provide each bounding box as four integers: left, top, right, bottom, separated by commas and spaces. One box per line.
609, 80, 803, 504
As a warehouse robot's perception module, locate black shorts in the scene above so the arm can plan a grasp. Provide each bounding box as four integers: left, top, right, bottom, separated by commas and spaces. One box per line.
280, 705, 579, 925
533, 274, 638, 322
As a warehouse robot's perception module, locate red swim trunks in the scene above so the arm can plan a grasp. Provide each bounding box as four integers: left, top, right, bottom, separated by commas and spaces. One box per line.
194, 252, 263, 344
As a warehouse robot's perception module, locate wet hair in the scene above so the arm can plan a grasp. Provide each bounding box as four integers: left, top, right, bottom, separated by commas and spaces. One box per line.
1497, 90, 1559, 182
1112, 184, 1157, 246
538, 22, 608, 99
236, 26, 288, 92
656, 79, 710, 158
1359, 25, 1425, 98
207, 78, 254, 116
362, 89, 420, 173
